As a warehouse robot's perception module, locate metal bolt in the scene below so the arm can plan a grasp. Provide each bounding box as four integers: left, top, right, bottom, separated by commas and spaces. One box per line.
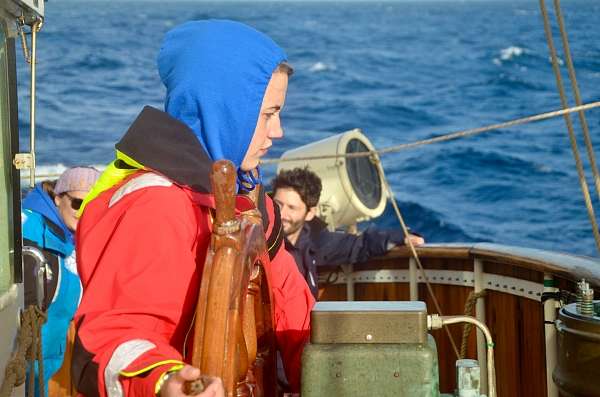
577, 279, 594, 316
365, 334, 373, 341
335, 373, 341, 378
393, 372, 400, 378
582, 289, 595, 316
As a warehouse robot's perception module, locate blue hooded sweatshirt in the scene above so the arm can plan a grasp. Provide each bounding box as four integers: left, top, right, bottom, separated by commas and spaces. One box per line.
22, 184, 80, 397
22, 184, 73, 243
157, 20, 287, 170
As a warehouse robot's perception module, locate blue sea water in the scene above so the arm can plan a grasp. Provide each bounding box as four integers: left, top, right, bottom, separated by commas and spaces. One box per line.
16, 0, 600, 256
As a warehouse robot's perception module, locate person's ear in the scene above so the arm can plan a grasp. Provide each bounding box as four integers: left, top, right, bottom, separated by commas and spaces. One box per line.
54, 194, 61, 207
305, 206, 317, 221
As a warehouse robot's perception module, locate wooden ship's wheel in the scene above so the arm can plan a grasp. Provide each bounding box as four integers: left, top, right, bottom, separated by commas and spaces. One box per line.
187, 160, 276, 397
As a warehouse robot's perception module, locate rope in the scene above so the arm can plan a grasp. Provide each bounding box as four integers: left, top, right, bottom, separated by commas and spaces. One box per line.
377, 161, 461, 359
22, 101, 600, 182
552, 0, 600, 203
260, 101, 600, 165
27, 18, 43, 189
539, 0, 600, 255
17, 17, 31, 64
459, 290, 487, 359
0, 306, 46, 397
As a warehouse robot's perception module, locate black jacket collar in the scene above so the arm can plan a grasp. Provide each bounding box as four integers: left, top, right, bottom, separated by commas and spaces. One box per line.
115, 106, 281, 257
115, 106, 213, 193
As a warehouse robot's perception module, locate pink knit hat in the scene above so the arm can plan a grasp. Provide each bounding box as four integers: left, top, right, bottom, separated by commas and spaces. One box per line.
54, 167, 101, 195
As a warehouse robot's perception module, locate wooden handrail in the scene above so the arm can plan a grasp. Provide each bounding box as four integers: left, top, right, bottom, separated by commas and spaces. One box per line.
372, 243, 600, 285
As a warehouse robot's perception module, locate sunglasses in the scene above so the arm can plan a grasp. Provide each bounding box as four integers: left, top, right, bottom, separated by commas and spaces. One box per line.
64, 193, 84, 211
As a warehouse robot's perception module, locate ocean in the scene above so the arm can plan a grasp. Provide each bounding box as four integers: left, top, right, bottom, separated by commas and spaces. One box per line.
16, 0, 600, 256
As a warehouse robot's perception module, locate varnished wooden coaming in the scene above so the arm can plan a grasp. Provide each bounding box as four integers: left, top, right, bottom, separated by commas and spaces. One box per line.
317, 243, 600, 397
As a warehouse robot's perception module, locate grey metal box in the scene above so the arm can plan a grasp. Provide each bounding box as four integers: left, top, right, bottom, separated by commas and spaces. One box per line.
311, 301, 428, 344
301, 335, 440, 397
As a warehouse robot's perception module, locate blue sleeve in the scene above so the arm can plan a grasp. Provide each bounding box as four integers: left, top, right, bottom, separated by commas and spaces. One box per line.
316, 226, 405, 267
22, 209, 45, 246
21, 209, 63, 310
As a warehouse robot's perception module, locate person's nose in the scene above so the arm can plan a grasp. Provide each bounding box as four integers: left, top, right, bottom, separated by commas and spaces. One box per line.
268, 116, 283, 139
279, 206, 290, 220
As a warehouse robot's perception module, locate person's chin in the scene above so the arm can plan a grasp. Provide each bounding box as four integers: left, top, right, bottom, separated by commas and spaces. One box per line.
239, 158, 259, 172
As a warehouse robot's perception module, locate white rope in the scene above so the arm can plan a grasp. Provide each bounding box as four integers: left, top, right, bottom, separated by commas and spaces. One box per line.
22, 102, 600, 180
260, 101, 600, 165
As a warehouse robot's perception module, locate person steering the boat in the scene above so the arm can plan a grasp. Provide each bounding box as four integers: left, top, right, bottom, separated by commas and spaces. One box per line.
272, 167, 425, 298
71, 20, 314, 397
21, 166, 101, 397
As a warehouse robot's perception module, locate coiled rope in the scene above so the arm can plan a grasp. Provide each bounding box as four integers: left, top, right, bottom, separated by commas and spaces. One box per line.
0, 306, 46, 397
459, 290, 487, 359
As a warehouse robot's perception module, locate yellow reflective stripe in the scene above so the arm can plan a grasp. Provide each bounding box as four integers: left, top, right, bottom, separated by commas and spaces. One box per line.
182, 310, 197, 361
77, 150, 146, 217
116, 150, 145, 170
153, 364, 185, 395
267, 219, 282, 254
119, 359, 184, 378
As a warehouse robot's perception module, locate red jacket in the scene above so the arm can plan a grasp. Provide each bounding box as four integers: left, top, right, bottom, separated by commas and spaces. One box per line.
72, 108, 314, 397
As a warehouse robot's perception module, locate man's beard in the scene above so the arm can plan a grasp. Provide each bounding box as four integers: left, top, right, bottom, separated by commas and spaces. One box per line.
282, 219, 304, 237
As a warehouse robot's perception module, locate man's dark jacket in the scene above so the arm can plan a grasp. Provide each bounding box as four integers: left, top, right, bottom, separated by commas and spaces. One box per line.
285, 218, 405, 298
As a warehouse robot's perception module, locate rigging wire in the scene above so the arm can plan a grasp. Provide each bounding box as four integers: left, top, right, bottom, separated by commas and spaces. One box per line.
28, 19, 42, 189
377, 160, 461, 359
260, 101, 600, 165
539, 0, 600, 255
552, 0, 600, 203
24, 101, 600, 181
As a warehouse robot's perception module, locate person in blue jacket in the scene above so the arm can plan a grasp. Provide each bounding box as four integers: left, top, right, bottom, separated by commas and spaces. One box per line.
272, 167, 425, 298
21, 166, 100, 397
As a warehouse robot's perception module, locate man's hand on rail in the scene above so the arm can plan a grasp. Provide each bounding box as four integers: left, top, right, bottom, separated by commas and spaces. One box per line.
405, 233, 425, 247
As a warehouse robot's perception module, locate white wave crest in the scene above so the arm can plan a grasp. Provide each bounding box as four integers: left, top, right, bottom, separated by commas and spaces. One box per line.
500, 46, 526, 61
309, 62, 336, 72
493, 46, 528, 66
515, 9, 534, 16
547, 56, 564, 66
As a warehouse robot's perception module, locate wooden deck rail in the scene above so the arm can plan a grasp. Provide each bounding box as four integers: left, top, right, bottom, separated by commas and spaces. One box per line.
383, 243, 600, 285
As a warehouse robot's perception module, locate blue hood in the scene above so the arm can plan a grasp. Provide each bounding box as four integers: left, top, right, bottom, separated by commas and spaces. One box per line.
22, 184, 73, 243
157, 20, 287, 169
